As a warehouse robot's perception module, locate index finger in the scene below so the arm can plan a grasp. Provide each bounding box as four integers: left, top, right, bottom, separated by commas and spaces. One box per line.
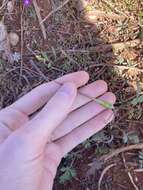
9, 71, 89, 115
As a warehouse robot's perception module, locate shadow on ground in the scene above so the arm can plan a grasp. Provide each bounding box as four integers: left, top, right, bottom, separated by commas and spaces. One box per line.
0, 0, 143, 189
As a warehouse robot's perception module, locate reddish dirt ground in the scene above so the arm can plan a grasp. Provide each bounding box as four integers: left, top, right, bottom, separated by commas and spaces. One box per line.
0, 0, 143, 189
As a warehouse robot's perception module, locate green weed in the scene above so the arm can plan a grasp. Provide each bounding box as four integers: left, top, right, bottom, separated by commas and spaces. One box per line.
59, 166, 76, 184
123, 131, 140, 144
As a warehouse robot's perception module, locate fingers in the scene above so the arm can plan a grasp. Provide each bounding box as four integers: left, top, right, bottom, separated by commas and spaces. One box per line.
0, 71, 88, 134
0, 108, 29, 131
32, 80, 108, 120
52, 92, 116, 140
71, 80, 107, 111
0, 79, 106, 134
8, 71, 89, 116
56, 110, 114, 157
0, 108, 28, 143
0, 123, 11, 143
16, 83, 77, 147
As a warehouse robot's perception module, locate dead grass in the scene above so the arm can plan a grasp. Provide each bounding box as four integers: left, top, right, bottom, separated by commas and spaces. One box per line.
0, 0, 143, 189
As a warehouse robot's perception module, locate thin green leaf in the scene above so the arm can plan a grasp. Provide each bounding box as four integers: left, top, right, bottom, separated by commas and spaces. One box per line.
95, 99, 114, 109
131, 95, 143, 106
91, 131, 107, 143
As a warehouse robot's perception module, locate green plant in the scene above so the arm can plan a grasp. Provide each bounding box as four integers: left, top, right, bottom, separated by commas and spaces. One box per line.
82, 131, 110, 149
123, 131, 140, 144
131, 82, 143, 106
59, 166, 76, 184
26, 6, 37, 20
131, 95, 143, 106
36, 52, 48, 62
35, 52, 52, 68
82, 139, 92, 149
138, 11, 143, 24
138, 150, 143, 168
0, 58, 6, 65
91, 131, 110, 143
124, 0, 134, 11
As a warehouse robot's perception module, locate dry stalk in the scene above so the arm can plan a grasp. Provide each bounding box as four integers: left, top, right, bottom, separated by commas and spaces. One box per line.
33, 0, 47, 40
98, 163, 116, 190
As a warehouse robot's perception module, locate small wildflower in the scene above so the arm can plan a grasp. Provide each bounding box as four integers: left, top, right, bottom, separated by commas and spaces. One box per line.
23, 0, 31, 6
11, 52, 21, 62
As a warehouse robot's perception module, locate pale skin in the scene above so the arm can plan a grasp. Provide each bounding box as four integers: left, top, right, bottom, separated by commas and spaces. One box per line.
0, 71, 116, 190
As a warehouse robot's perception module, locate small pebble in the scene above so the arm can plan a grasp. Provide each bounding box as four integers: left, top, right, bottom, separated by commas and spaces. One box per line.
8, 32, 19, 46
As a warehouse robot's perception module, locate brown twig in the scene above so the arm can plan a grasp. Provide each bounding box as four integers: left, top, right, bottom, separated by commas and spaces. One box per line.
100, 143, 143, 162
87, 63, 143, 73
60, 49, 79, 66
33, 0, 47, 40
24, 39, 142, 56
29, 60, 49, 82
20, 4, 24, 77
122, 154, 139, 190
40, 0, 70, 24
0, 0, 8, 11
83, 10, 125, 22
128, 172, 139, 190
126, 120, 143, 125
98, 163, 116, 190
134, 169, 143, 172
111, 39, 142, 52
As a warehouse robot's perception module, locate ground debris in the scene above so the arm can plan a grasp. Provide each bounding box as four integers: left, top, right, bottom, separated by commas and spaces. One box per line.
0, 20, 13, 62
0, 20, 20, 63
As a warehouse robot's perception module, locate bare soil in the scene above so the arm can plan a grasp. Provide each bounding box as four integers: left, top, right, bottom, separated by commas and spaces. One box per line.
0, 0, 143, 189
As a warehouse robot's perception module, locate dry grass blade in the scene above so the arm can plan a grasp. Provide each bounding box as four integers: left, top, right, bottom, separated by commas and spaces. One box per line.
0, 0, 8, 11
54, 80, 114, 109
98, 163, 116, 190
101, 0, 128, 17
128, 172, 139, 190
40, 0, 70, 24
111, 39, 142, 51
122, 154, 139, 190
84, 10, 125, 22
20, 5, 25, 76
100, 143, 143, 162
25, 39, 142, 55
29, 60, 49, 82
33, 0, 47, 40
86, 39, 142, 53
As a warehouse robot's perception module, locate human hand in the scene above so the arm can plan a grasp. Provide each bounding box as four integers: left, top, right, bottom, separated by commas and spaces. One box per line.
0, 71, 116, 190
